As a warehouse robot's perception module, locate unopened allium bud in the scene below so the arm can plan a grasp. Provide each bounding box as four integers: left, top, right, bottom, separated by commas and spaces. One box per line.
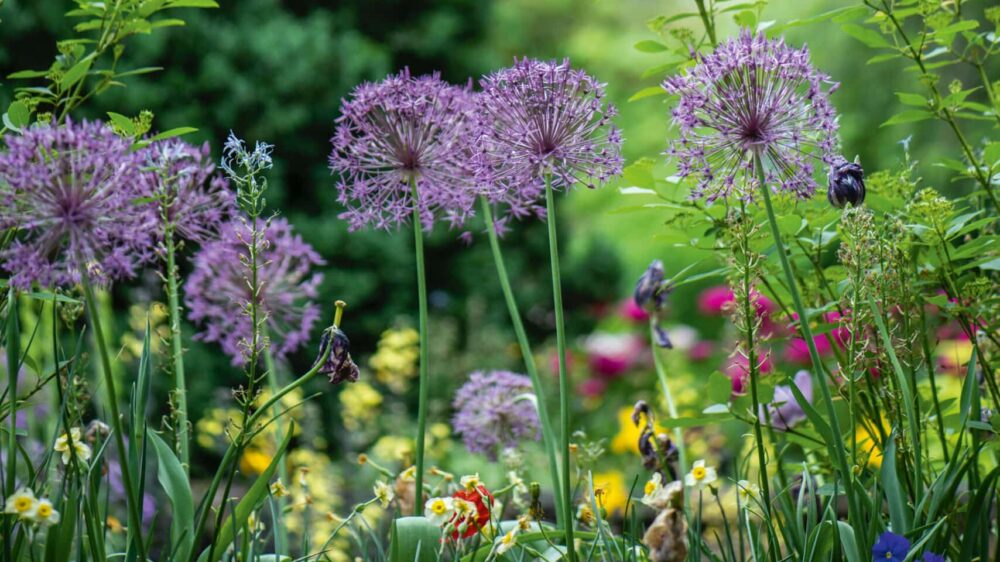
827, 157, 866, 208
315, 325, 360, 384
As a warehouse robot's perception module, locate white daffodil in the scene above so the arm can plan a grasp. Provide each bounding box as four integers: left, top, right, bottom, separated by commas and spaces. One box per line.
4, 488, 38, 520
373, 480, 394, 508
270, 479, 289, 498
684, 459, 718, 490
424, 497, 455, 526
640, 472, 665, 507
736, 480, 760, 505
460, 473, 481, 491
33, 499, 60, 527
54, 427, 92, 465
495, 528, 519, 555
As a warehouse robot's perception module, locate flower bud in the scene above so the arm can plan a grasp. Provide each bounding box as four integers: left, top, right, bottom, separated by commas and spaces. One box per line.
634, 260, 666, 310
827, 157, 866, 208
314, 325, 360, 384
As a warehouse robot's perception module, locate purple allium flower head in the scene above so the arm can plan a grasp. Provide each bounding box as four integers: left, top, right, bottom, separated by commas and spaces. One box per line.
872, 532, 911, 562
184, 218, 325, 365
0, 120, 156, 288
759, 369, 813, 430
662, 30, 840, 203
329, 69, 480, 232
144, 139, 235, 244
477, 58, 624, 208
452, 370, 541, 460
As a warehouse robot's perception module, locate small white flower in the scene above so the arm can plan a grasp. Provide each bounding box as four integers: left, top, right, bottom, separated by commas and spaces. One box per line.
684, 459, 717, 490
736, 479, 760, 505
270, 479, 289, 498
33, 499, 60, 527
373, 481, 394, 508
460, 473, 481, 491
54, 427, 92, 465
4, 488, 38, 520
424, 497, 455, 526
640, 472, 670, 508
495, 528, 519, 555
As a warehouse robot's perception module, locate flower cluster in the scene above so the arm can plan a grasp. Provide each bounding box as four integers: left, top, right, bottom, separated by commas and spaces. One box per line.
184, 218, 324, 364
663, 30, 839, 203
452, 370, 541, 460
3, 488, 60, 527
329, 69, 481, 231
54, 427, 92, 466
0, 120, 155, 288
423, 480, 495, 540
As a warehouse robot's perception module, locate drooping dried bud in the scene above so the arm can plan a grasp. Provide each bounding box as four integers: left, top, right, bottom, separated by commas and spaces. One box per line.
314, 325, 360, 384
642, 482, 687, 562
634, 260, 666, 310
827, 156, 866, 208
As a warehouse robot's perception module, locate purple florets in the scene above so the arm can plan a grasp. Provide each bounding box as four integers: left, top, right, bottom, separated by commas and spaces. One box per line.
329, 69, 480, 232
0, 120, 156, 289
662, 30, 840, 203
184, 218, 324, 365
145, 139, 235, 244
452, 370, 541, 460
477, 58, 624, 213
872, 531, 911, 562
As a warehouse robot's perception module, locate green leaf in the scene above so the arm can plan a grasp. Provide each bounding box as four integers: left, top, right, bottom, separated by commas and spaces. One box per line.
706, 371, 732, 404
107, 112, 136, 136
880, 109, 933, 127
60, 53, 95, 91
166, 0, 220, 7
976, 257, 1000, 271
634, 40, 669, 53
841, 24, 893, 49
881, 431, 912, 533
149, 127, 197, 141
628, 86, 667, 102
895, 92, 928, 107
836, 522, 862, 562
149, 431, 195, 562
5, 101, 30, 129
389, 517, 441, 562
8, 69, 50, 79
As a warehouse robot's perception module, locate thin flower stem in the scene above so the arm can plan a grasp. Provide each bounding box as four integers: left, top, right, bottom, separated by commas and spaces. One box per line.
3, 293, 18, 562
544, 178, 576, 562
649, 328, 687, 476
164, 228, 191, 474
78, 263, 147, 561
264, 343, 290, 556
480, 196, 565, 526
410, 177, 430, 516
753, 154, 863, 556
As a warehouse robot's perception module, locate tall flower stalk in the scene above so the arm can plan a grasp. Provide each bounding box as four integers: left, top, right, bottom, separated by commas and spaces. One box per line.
477, 58, 623, 560
329, 70, 481, 512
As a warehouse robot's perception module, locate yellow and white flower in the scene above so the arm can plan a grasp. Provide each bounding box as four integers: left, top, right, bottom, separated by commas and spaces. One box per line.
373, 481, 394, 508
33, 499, 60, 527
460, 473, 481, 491
424, 497, 455, 526
4, 488, 38, 520
736, 479, 760, 505
494, 528, 519, 555
684, 459, 717, 490
54, 427, 92, 465
270, 479, 289, 498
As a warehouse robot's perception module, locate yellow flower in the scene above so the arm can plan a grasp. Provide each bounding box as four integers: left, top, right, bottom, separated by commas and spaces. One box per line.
4, 488, 37, 520
685, 459, 718, 489
339, 383, 382, 431
495, 528, 519, 555
936, 339, 973, 373
736, 480, 760, 505
373, 481, 394, 508
854, 420, 885, 469
424, 497, 455, 526
240, 447, 274, 476
371, 435, 414, 464
610, 407, 666, 455
370, 328, 420, 393
107, 516, 124, 533
591, 471, 628, 515
54, 427, 92, 465
271, 479, 289, 498
34, 499, 60, 526
460, 473, 481, 491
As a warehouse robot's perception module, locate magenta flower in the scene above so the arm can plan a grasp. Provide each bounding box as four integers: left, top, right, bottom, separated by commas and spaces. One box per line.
452, 370, 541, 460
0, 120, 156, 288
144, 139, 234, 244
329, 69, 481, 232
184, 218, 324, 365
477, 58, 623, 217
662, 30, 840, 203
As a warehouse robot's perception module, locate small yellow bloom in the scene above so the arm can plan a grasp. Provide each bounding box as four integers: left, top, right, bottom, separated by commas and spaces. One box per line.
107, 516, 124, 533
591, 471, 628, 515
610, 407, 667, 455
424, 497, 455, 526
239, 448, 273, 476
54, 427, 92, 465
4, 488, 37, 520
373, 481, 394, 508
34, 499, 60, 526
270, 479, 289, 498
685, 459, 718, 489
460, 473, 481, 491
736, 480, 760, 505
495, 528, 519, 555
576, 503, 596, 525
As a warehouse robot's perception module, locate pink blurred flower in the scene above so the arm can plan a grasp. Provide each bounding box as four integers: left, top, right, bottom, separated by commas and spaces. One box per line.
724, 351, 773, 395
584, 332, 645, 378
698, 286, 734, 315
620, 298, 650, 323
578, 377, 608, 397
688, 341, 713, 362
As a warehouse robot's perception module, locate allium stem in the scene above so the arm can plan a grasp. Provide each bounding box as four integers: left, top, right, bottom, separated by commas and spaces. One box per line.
410, 177, 430, 516
4, 293, 18, 561
164, 229, 190, 474
263, 344, 289, 556
480, 196, 565, 526
79, 262, 147, 561
544, 178, 576, 561
754, 154, 863, 557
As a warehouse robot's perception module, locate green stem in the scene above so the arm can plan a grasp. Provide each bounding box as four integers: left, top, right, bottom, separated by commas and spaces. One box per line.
753, 154, 863, 557
263, 345, 289, 556
164, 229, 190, 474
78, 264, 147, 561
4, 293, 18, 562
649, 329, 687, 476
410, 178, 430, 516
480, 197, 565, 525
544, 179, 576, 562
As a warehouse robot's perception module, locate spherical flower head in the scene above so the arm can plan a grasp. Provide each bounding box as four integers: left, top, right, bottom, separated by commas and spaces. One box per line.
184, 217, 325, 365
144, 139, 235, 244
477, 58, 623, 214
662, 30, 840, 203
872, 531, 911, 561
451, 370, 541, 460
684, 459, 718, 489
329, 69, 480, 231
0, 120, 156, 288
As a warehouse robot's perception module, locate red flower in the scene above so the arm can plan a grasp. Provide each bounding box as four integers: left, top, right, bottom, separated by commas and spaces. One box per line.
449, 485, 494, 540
